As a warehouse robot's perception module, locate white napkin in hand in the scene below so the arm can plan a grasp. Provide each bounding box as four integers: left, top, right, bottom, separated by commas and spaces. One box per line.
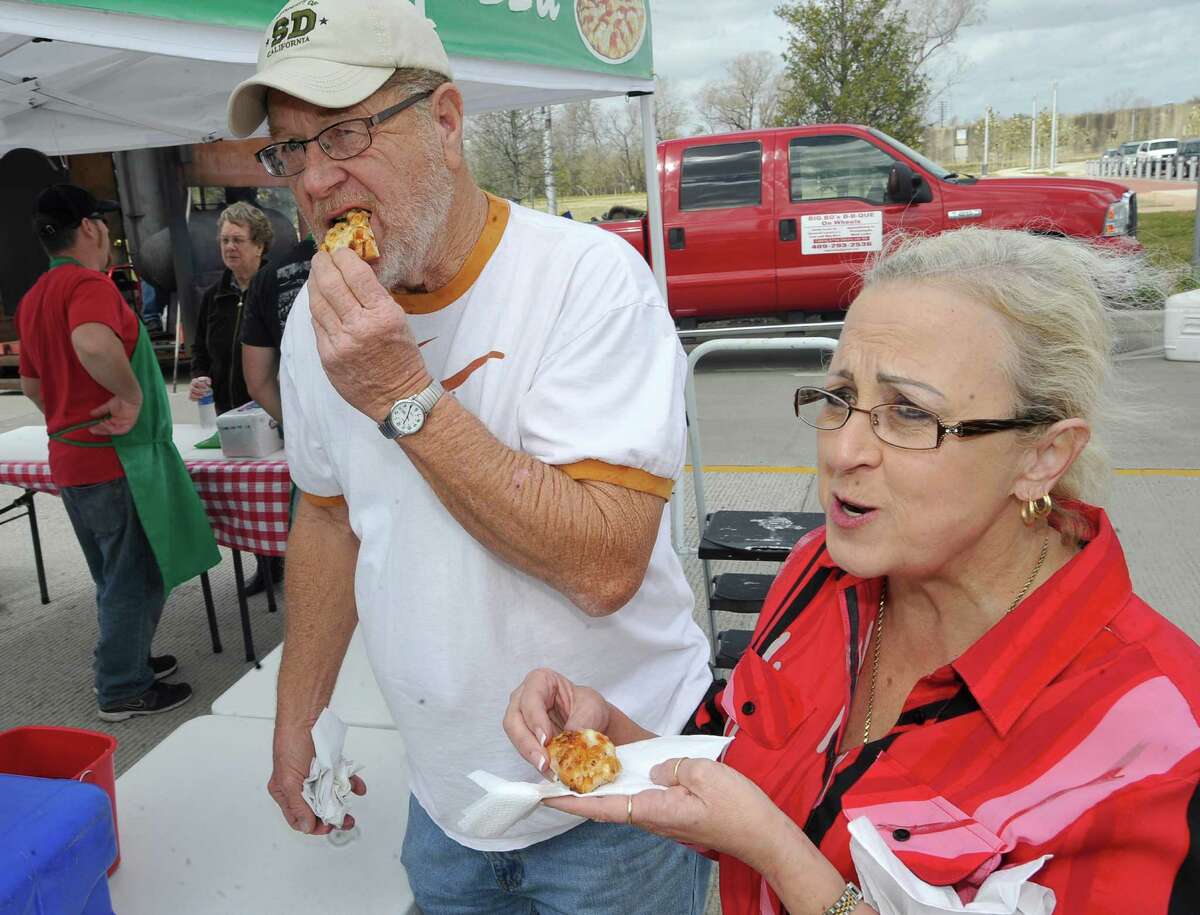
458, 734, 732, 840
301, 707, 364, 827
848, 817, 1056, 915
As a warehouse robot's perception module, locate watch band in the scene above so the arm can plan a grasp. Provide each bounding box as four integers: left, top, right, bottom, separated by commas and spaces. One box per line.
822, 883, 863, 915
412, 379, 444, 416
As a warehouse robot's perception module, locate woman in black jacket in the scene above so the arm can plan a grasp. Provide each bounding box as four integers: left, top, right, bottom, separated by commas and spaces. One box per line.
189, 202, 279, 594
189, 202, 274, 414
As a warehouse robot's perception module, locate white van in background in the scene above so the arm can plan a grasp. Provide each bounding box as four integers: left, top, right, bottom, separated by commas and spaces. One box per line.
1138, 138, 1179, 161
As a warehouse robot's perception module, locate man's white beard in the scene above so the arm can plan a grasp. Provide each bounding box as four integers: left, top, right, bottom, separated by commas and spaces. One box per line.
375, 149, 455, 293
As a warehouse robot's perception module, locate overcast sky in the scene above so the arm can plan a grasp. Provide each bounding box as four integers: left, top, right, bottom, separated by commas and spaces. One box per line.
650, 0, 1199, 125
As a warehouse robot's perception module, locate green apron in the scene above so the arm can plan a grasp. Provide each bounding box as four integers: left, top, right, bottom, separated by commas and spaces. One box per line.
47, 257, 221, 592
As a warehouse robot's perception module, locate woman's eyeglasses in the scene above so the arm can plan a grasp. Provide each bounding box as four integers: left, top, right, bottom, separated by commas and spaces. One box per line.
793, 386, 1051, 451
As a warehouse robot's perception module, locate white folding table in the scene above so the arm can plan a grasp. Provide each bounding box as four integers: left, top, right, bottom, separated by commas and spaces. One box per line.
107, 715, 417, 914
211, 627, 396, 730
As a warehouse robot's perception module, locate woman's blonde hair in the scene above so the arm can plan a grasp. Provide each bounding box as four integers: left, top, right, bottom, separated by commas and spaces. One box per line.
861, 227, 1169, 512
218, 201, 274, 252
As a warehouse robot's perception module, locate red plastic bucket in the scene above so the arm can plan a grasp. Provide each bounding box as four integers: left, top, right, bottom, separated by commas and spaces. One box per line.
0, 726, 120, 874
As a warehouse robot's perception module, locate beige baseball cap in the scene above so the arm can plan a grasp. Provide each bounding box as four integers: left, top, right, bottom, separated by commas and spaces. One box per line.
227, 0, 453, 138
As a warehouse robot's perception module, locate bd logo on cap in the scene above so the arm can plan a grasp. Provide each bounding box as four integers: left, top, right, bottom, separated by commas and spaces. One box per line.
268, 1, 326, 56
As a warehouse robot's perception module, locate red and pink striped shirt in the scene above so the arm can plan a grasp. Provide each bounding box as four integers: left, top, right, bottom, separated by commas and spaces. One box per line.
690, 504, 1200, 914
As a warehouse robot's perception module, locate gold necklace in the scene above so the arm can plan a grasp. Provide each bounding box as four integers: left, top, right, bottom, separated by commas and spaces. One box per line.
861, 535, 1049, 746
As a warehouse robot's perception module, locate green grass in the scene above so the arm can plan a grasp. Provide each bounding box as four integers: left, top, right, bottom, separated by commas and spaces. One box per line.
1139, 211, 1199, 293
523, 192, 648, 223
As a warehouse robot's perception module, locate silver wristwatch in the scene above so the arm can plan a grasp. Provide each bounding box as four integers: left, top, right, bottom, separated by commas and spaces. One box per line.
378, 380, 444, 440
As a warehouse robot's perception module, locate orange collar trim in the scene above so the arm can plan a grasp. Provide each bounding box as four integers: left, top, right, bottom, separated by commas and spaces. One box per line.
391, 193, 510, 315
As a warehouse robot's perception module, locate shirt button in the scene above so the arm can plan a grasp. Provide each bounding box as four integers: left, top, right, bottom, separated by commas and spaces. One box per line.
741, 701, 756, 716
893, 828, 911, 842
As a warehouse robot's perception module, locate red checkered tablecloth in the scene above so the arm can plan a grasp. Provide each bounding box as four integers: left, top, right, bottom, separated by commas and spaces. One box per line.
0, 457, 291, 556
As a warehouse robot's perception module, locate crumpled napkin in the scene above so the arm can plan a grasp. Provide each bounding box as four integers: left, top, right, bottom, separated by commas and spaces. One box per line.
458, 734, 732, 840
848, 817, 1056, 915
301, 708, 364, 827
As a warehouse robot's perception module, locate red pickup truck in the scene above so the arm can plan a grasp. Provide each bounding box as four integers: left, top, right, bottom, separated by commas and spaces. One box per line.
598, 125, 1138, 324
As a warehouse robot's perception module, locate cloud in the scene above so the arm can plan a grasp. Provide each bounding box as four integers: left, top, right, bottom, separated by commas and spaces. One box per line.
648, 0, 1199, 126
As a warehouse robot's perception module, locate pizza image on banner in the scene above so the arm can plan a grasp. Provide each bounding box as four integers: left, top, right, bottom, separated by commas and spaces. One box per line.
575, 0, 647, 64
800, 212, 884, 256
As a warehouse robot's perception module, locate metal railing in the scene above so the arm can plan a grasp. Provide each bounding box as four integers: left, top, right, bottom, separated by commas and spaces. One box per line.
676, 320, 844, 341
671, 336, 839, 557
1087, 157, 1200, 181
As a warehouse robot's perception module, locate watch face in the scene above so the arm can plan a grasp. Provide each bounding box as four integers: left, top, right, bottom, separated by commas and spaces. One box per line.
390, 401, 424, 435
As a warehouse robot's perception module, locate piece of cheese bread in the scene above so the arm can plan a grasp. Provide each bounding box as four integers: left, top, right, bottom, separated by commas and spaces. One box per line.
546, 729, 622, 794
320, 209, 380, 261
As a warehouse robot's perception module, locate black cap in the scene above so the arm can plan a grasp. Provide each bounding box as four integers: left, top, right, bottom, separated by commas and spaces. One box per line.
34, 184, 119, 238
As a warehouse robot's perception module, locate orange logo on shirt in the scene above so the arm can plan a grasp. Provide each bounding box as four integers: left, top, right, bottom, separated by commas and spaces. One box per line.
417, 338, 505, 391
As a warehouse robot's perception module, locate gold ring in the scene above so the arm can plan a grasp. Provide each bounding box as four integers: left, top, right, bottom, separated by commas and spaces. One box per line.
626, 794, 634, 826
673, 758, 685, 784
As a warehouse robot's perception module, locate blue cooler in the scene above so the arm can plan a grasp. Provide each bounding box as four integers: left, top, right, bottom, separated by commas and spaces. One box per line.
0, 774, 116, 915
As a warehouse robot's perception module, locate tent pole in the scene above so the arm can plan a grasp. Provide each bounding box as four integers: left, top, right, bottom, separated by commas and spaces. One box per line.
638, 91, 683, 552
638, 93, 667, 302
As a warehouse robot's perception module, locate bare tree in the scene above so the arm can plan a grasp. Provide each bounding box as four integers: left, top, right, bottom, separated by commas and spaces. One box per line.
899, 0, 985, 68
897, 0, 986, 109
466, 108, 544, 202
697, 51, 785, 133
653, 77, 688, 141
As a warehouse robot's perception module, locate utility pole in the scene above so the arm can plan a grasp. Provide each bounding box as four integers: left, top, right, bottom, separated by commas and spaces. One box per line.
1049, 83, 1058, 173
982, 107, 991, 176
1193, 166, 1200, 282
542, 106, 557, 217
1030, 97, 1037, 171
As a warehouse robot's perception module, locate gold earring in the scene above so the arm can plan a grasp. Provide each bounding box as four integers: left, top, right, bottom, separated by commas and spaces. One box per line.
1021, 494, 1053, 526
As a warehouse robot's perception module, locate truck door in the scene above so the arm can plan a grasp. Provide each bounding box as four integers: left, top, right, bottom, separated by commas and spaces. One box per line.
774, 132, 941, 313
664, 138, 776, 319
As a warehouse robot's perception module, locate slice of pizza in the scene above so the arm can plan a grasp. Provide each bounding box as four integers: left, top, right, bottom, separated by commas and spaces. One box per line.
546, 729, 622, 794
320, 209, 380, 262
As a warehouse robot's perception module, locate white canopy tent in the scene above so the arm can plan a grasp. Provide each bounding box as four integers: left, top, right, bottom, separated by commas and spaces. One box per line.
0, 0, 669, 294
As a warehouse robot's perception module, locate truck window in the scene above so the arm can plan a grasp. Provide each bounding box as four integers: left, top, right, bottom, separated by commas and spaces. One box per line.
790, 135, 896, 204
679, 141, 762, 211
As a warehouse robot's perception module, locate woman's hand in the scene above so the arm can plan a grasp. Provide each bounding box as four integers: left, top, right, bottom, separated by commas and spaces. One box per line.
503, 668, 611, 777
544, 758, 795, 877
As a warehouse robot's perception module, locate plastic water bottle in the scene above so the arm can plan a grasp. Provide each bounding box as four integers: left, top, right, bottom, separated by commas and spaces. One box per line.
197, 391, 217, 430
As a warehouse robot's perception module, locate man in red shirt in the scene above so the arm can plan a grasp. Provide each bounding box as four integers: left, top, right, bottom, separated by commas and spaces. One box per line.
17, 184, 193, 720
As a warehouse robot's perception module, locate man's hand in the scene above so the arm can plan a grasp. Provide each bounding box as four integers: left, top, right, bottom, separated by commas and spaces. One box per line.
189, 376, 212, 401
308, 249, 432, 424
90, 395, 141, 436
268, 723, 367, 836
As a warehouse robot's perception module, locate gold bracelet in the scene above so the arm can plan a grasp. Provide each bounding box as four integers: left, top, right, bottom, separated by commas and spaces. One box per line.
823, 882, 864, 915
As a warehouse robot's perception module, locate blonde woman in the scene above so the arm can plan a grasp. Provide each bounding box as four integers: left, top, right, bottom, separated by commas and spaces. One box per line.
506, 229, 1200, 914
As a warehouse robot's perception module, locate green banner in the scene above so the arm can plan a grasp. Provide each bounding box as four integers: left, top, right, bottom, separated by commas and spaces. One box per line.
26, 0, 654, 79
25, 0, 283, 30
427, 0, 653, 80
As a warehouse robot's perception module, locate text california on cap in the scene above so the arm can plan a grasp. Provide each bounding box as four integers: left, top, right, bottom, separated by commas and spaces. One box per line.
227, 0, 454, 138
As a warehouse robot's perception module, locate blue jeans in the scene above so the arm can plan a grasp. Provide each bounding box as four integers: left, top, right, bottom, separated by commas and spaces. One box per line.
60, 477, 165, 706
401, 795, 712, 915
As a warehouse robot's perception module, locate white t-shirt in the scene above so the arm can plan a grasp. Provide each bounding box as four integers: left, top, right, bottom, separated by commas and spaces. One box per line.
280, 197, 712, 851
